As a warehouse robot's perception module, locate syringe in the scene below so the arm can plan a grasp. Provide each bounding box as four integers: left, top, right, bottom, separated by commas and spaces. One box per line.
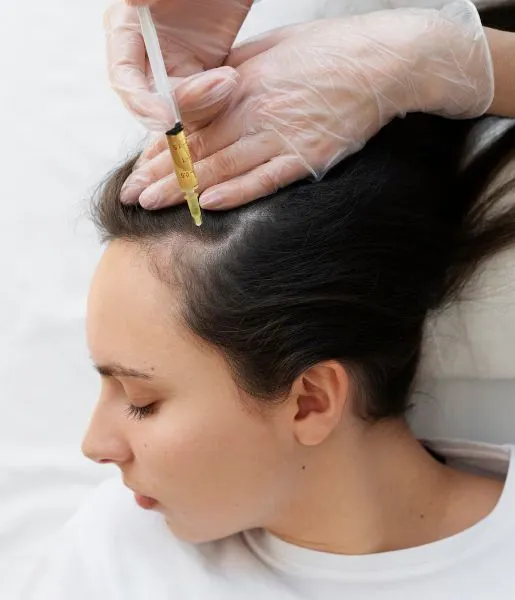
137, 6, 202, 227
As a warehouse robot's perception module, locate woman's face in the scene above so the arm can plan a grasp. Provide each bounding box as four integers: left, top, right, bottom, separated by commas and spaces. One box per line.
83, 240, 299, 543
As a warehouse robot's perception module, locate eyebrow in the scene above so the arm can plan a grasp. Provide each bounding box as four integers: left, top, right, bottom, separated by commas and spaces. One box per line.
93, 362, 154, 380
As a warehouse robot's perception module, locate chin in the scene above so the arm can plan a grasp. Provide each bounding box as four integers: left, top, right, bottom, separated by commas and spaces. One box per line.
164, 516, 237, 545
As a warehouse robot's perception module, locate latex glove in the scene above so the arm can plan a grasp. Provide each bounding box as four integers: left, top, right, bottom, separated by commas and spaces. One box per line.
105, 0, 253, 130
120, 1, 494, 209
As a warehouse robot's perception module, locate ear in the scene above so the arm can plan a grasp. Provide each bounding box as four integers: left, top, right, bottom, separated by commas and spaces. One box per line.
290, 361, 349, 447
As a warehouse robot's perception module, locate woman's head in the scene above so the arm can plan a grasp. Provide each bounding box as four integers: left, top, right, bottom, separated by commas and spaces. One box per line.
86, 239, 310, 542
82, 114, 515, 542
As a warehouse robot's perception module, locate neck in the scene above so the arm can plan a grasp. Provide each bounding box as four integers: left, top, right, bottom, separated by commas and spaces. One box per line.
266, 420, 471, 555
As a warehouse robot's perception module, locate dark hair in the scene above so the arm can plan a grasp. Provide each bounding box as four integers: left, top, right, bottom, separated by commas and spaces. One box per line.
91, 113, 515, 420
479, 4, 515, 31
92, 3, 515, 419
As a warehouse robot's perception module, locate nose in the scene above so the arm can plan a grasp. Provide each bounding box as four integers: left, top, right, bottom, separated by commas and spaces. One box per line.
82, 428, 132, 465
81, 406, 132, 466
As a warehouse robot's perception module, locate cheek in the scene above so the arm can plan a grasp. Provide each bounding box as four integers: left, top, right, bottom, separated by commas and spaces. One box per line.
144, 400, 278, 483
137, 399, 291, 538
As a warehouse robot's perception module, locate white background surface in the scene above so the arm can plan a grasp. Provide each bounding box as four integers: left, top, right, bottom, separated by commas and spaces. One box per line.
1, 0, 514, 598
0, 1, 138, 595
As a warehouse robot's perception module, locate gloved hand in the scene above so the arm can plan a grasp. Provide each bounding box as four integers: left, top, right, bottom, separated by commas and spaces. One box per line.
120, 1, 494, 209
105, 0, 253, 130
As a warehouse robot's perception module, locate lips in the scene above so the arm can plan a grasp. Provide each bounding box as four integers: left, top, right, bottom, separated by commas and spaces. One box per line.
134, 493, 158, 510
123, 480, 158, 510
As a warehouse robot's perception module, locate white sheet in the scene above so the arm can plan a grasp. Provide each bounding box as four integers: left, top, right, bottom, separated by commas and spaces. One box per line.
1, 1, 138, 594
1, 1, 514, 598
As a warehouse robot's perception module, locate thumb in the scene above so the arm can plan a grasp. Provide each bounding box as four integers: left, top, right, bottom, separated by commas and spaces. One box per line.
174, 66, 240, 130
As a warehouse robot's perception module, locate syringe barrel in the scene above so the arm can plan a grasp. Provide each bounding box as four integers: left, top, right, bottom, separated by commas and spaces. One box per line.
166, 122, 199, 192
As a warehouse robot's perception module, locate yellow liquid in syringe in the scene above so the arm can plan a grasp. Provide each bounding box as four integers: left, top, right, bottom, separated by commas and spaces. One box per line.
166, 123, 202, 227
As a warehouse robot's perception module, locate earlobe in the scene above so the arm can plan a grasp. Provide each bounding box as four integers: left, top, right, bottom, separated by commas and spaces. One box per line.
292, 361, 349, 447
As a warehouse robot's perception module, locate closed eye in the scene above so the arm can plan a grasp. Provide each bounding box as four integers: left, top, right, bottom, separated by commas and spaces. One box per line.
124, 403, 157, 422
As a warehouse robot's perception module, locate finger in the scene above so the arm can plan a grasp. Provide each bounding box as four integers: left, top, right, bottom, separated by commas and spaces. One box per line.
199, 157, 309, 210
128, 119, 253, 204
104, 5, 147, 96
136, 133, 279, 209
121, 147, 172, 204
126, 120, 249, 203
128, 70, 239, 175
158, 47, 204, 79
130, 99, 246, 176
122, 101, 233, 204
175, 67, 240, 129
135, 134, 167, 169
185, 106, 244, 165
105, 4, 208, 130
105, 5, 175, 127
125, 0, 161, 6
226, 24, 307, 67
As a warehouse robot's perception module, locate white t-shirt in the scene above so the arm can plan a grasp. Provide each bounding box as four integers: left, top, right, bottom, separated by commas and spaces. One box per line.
25, 440, 515, 599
